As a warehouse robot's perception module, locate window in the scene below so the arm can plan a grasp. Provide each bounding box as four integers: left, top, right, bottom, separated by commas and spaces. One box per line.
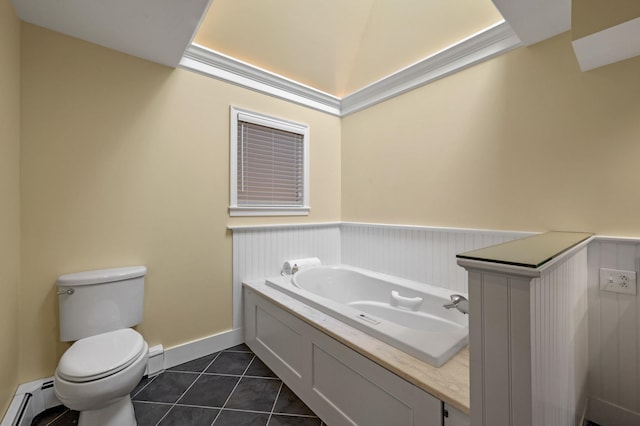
230, 106, 309, 216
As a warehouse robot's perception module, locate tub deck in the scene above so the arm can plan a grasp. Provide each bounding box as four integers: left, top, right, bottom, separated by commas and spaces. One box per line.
243, 278, 470, 415
269, 265, 468, 368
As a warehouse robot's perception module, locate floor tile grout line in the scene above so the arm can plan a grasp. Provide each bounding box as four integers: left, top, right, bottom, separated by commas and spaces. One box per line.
267, 412, 320, 419
266, 381, 284, 426
131, 400, 175, 406
45, 408, 70, 426
47, 347, 320, 426
199, 371, 281, 379
153, 351, 222, 426
139, 401, 319, 418
210, 354, 257, 425
131, 373, 158, 399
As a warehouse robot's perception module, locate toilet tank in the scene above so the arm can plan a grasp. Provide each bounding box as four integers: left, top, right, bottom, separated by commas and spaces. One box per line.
57, 266, 146, 342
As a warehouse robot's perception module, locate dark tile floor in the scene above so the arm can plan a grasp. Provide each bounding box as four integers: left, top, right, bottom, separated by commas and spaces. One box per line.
32, 344, 325, 426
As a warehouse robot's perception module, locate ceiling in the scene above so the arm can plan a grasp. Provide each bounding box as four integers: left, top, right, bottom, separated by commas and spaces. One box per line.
12, 0, 571, 97
193, 0, 503, 97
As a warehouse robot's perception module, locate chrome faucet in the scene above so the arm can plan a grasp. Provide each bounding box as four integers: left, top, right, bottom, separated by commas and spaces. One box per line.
291, 264, 299, 275
443, 294, 469, 315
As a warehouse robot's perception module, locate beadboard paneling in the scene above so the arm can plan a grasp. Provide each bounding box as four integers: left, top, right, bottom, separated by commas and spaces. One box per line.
530, 247, 589, 426
231, 223, 341, 328
341, 223, 532, 293
465, 243, 588, 426
232, 222, 532, 328
587, 239, 640, 425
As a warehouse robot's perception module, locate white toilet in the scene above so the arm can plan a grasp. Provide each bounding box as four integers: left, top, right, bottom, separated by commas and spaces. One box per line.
53, 266, 149, 426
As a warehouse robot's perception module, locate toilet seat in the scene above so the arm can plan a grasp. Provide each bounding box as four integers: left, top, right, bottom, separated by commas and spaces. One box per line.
57, 329, 146, 383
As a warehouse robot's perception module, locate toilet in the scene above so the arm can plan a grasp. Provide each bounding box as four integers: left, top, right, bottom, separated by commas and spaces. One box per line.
53, 266, 149, 426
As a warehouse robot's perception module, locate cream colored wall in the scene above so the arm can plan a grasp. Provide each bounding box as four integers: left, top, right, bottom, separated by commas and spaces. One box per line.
572, 0, 640, 40
19, 23, 340, 382
342, 32, 640, 236
0, 0, 21, 414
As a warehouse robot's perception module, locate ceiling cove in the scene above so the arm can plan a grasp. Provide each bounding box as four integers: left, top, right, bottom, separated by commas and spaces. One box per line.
180, 21, 522, 117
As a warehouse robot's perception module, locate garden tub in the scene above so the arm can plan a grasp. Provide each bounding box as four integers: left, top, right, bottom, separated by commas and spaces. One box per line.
265, 265, 468, 367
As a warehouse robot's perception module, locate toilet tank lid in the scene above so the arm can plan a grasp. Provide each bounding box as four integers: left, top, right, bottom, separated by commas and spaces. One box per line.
57, 266, 147, 287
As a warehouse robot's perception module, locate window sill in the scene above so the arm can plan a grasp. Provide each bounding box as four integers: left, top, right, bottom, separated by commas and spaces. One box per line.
229, 206, 310, 217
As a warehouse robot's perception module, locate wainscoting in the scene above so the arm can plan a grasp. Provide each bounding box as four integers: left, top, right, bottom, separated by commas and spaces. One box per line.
587, 238, 640, 426
341, 223, 532, 293
230, 222, 640, 425
231, 223, 341, 328
231, 222, 531, 328
530, 246, 589, 425
461, 238, 589, 426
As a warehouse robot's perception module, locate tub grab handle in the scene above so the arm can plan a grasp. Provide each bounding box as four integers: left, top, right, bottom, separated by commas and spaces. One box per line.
390, 291, 423, 311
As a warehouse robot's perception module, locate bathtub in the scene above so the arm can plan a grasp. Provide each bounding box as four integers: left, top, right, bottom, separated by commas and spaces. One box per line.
265, 265, 468, 367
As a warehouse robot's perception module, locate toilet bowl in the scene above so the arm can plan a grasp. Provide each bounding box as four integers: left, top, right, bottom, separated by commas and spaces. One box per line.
54, 328, 148, 426
53, 266, 148, 426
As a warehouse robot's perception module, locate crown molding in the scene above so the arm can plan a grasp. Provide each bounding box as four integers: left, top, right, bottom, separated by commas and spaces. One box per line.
179, 21, 522, 117
341, 21, 522, 116
180, 45, 342, 116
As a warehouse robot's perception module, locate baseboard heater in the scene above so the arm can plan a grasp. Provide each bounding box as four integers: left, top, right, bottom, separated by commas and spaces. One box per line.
1, 379, 59, 426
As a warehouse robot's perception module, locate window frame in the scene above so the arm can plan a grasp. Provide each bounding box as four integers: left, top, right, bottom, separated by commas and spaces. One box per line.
229, 106, 310, 217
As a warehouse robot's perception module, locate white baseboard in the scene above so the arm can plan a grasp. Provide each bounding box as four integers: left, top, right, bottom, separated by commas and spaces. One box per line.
1, 328, 244, 425
163, 328, 244, 369
588, 397, 640, 426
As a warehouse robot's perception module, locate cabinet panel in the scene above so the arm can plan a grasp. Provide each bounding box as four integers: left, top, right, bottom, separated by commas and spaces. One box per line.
255, 305, 304, 377
243, 287, 442, 426
312, 344, 413, 426
444, 403, 470, 426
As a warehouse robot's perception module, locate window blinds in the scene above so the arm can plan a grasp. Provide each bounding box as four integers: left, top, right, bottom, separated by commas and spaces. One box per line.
237, 119, 304, 206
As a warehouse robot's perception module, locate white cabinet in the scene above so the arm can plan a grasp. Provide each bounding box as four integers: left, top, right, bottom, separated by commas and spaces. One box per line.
244, 287, 442, 426
444, 403, 470, 426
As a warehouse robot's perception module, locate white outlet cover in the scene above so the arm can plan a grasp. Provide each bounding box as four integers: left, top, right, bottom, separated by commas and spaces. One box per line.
599, 268, 637, 295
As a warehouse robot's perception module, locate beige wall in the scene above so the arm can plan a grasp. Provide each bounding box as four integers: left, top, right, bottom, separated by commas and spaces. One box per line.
342, 32, 640, 236
0, 0, 21, 414
12, 3, 640, 396
19, 24, 341, 381
572, 0, 640, 40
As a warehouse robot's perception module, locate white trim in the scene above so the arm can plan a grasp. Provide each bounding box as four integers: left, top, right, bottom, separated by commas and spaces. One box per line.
229, 207, 310, 217
572, 17, 640, 71
179, 22, 522, 117
456, 257, 542, 278
227, 221, 341, 231
163, 328, 244, 369
341, 21, 522, 116
229, 106, 310, 217
227, 220, 536, 235
180, 46, 341, 116
593, 234, 640, 243
341, 221, 536, 236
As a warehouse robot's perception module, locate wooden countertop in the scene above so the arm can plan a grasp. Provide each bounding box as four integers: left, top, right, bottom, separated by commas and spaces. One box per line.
243, 279, 470, 415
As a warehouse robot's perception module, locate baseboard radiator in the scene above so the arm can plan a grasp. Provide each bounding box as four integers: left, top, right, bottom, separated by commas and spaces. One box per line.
1, 378, 59, 426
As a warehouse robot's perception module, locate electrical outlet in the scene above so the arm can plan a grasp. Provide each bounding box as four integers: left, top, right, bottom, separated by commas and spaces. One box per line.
599, 268, 637, 295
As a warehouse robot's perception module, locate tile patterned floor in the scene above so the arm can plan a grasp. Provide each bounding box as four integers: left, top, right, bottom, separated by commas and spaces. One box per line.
32, 344, 325, 426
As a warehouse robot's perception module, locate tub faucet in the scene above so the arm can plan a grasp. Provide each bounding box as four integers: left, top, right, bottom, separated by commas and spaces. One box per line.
443, 294, 469, 315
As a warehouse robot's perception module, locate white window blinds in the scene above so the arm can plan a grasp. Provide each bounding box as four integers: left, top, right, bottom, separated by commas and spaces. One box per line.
230, 107, 309, 216
237, 119, 304, 206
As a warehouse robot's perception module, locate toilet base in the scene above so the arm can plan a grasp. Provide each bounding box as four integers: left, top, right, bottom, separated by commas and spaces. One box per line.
78, 395, 136, 426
